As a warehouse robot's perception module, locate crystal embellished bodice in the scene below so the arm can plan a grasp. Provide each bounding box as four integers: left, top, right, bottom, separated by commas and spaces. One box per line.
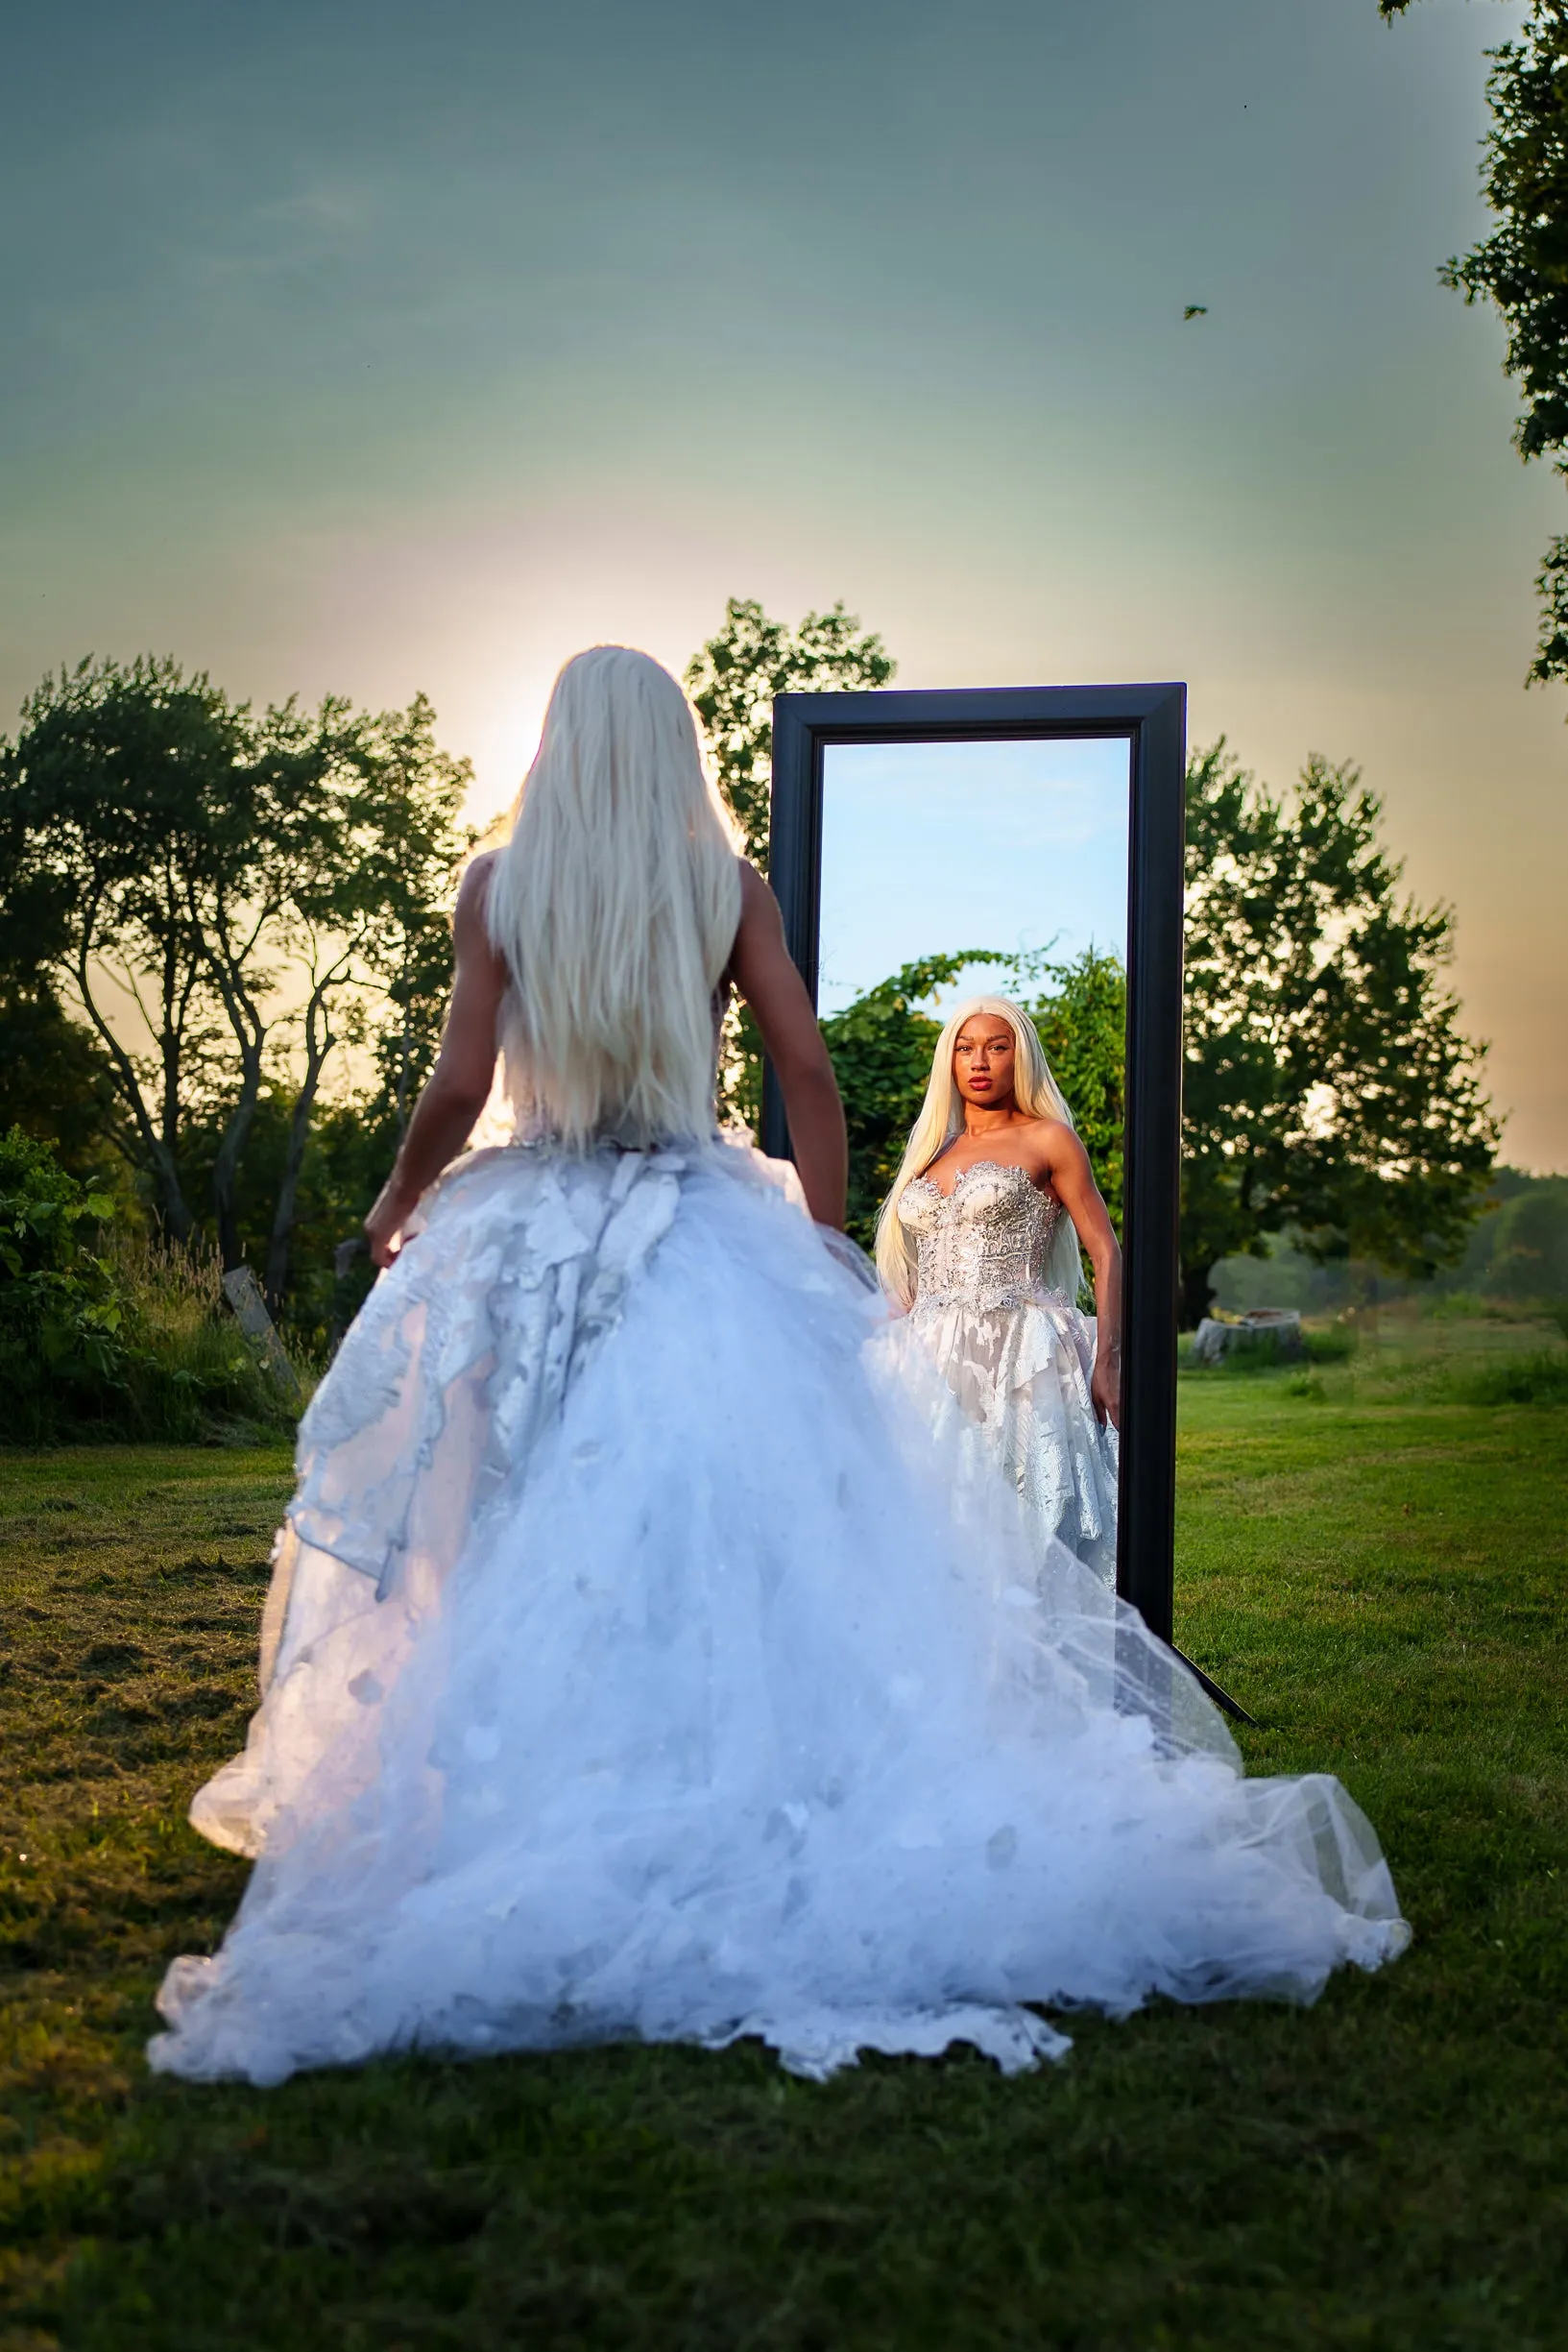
899, 1161, 1068, 1314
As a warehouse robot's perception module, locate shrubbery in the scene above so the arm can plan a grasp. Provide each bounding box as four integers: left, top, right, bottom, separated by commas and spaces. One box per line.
0, 1128, 124, 1407
0, 1128, 303, 1443
1455, 1349, 1568, 1408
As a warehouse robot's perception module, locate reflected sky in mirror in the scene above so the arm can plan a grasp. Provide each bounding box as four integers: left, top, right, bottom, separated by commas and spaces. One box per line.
816, 737, 1132, 1017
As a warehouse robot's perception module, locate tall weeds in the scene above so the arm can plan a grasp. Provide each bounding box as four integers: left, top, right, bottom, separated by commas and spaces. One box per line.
0, 1128, 307, 1444
101, 1229, 308, 1443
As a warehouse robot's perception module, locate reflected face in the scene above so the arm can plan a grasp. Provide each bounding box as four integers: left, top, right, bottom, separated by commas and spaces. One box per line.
953, 1016, 1018, 1109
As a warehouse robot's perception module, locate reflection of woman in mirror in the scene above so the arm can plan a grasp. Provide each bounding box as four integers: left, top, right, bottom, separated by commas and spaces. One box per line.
875, 996, 1121, 1587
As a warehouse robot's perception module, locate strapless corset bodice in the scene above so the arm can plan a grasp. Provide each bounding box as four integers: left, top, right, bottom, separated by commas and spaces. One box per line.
899, 1162, 1067, 1313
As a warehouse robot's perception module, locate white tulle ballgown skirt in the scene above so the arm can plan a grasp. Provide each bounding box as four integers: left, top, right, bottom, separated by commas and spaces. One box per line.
149, 1138, 1408, 2087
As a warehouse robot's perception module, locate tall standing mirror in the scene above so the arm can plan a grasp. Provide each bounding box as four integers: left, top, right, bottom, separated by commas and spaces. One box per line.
764, 683, 1204, 1682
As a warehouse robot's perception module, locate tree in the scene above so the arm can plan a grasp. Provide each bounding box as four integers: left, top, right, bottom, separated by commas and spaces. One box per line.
181, 690, 357, 1272
1180, 741, 1499, 1324
1384, 2, 1568, 684
0, 660, 470, 1298
0, 657, 257, 1240
686, 597, 896, 1130
0, 1126, 123, 1424
0, 969, 120, 1178
1458, 1171, 1568, 1297
256, 693, 470, 1305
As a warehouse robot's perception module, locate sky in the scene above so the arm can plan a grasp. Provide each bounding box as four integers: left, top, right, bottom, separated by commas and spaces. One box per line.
817, 739, 1131, 1016
3, 0, 1563, 1164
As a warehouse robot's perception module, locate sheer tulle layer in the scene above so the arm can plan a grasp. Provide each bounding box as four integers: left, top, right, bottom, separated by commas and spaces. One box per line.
150, 1141, 1407, 2087
880, 1293, 1120, 1586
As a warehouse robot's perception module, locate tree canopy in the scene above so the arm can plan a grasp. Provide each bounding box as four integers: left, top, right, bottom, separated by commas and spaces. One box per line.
1384, 1, 1568, 684
0, 659, 470, 1307
1181, 741, 1498, 1321
0, 610, 1501, 1340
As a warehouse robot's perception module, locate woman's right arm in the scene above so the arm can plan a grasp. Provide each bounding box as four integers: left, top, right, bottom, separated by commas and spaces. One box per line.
727, 861, 848, 1230
1043, 1123, 1122, 1430
364, 857, 509, 1266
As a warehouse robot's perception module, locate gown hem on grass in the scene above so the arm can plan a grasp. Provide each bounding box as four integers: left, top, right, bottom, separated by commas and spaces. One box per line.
149, 1134, 1408, 2089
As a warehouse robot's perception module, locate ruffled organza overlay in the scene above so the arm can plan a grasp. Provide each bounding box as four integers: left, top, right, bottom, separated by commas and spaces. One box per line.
150, 1139, 1408, 2088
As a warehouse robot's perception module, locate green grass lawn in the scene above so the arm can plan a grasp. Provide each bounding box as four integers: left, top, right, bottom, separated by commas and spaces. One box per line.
2, 1380, 1565, 2351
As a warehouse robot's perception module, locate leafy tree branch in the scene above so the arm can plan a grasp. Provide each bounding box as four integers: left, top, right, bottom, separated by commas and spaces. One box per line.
1385, 1, 1568, 683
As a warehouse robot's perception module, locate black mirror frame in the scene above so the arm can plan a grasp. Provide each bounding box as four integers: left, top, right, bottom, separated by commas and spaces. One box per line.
765, 682, 1187, 1652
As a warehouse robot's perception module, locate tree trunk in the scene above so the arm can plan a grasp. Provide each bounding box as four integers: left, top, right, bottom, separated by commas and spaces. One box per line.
1179, 1258, 1217, 1332
73, 937, 195, 1239
149, 1141, 195, 1243
201, 927, 273, 1272
264, 1073, 322, 1309
264, 987, 337, 1309
211, 1049, 264, 1271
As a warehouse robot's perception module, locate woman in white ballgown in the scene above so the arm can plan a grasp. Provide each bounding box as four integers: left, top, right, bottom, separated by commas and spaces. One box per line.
875, 998, 1122, 1587
149, 646, 1407, 2091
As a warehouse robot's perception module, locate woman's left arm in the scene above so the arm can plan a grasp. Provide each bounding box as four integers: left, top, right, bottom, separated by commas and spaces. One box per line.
364, 858, 509, 1267
1042, 1125, 1122, 1430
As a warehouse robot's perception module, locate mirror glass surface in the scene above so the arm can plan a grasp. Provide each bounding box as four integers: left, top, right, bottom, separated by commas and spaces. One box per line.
817, 734, 1131, 1012
815, 729, 1135, 1539
816, 729, 1133, 1281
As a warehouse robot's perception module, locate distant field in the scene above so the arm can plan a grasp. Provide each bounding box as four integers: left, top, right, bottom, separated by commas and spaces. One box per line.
1, 1377, 1565, 2351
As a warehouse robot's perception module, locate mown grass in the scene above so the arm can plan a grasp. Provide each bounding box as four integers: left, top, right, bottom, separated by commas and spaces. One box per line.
1, 1387, 1565, 2351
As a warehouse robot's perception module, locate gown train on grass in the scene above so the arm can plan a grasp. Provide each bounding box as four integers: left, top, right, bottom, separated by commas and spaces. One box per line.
150, 1137, 1408, 2088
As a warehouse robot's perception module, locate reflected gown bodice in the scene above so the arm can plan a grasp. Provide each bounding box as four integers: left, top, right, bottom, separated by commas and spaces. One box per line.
886, 1161, 1119, 1587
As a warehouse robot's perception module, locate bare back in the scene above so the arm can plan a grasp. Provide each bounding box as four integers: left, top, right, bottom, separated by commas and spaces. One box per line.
366, 854, 848, 1261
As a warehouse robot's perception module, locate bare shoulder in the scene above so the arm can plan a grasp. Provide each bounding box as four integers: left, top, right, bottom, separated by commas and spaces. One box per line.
734, 857, 784, 950
453, 852, 507, 973
1022, 1116, 1086, 1175
454, 850, 498, 927
737, 858, 777, 916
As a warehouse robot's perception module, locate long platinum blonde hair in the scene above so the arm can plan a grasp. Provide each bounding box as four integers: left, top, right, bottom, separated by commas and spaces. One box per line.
486, 645, 741, 1150
874, 993, 1084, 1309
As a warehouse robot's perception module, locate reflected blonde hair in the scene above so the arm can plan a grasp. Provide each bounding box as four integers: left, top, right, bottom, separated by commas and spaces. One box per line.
874, 994, 1083, 1308
486, 646, 741, 1149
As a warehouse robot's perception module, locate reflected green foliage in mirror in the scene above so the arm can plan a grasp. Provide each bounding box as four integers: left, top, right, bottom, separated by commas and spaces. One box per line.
820, 955, 984, 1251
1023, 947, 1126, 1239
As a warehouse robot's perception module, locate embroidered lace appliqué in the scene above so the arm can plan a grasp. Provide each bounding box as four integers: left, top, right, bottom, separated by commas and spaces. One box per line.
901, 1161, 1068, 1314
